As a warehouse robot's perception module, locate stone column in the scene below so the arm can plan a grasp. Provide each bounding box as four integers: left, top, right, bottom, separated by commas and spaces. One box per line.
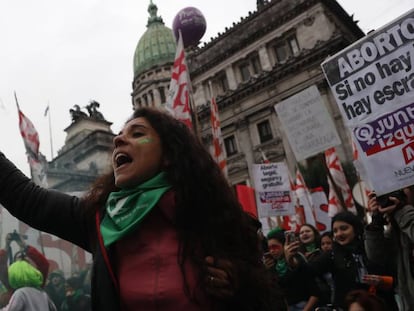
153, 87, 161, 107
225, 66, 238, 90
258, 45, 272, 71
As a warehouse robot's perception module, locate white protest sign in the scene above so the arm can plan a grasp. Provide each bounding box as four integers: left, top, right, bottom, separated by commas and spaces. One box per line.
322, 9, 414, 195
274, 85, 341, 161
252, 162, 295, 217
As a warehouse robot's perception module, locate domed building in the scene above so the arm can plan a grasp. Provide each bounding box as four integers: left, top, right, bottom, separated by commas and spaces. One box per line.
132, 1, 176, 109
131, 0, 363, 188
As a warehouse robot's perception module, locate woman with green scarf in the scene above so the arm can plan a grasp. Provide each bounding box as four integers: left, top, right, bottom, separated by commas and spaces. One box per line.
298, 224, 333, 307
0, 107, 282, 310
264, 228, 319, 311
298, 224, 322, 261
1, 260, 56, 310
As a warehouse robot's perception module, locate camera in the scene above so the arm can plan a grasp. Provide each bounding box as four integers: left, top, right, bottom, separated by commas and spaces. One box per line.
284, 231, 298, 244
377, 190, 406, 208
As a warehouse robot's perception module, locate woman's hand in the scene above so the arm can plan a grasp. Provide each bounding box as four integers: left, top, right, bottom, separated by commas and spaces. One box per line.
378, 196, 400, 215
367, 191, 379, 213
262, 253, 275, 269
368, 191, 401, 216
284, 241, 300, 267
204, 256, 238, 299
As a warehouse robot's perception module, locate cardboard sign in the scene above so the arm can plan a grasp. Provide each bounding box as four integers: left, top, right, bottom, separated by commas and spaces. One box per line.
252, 162, 295, 217
274, 85, 341, 161
322, 9, 414, 195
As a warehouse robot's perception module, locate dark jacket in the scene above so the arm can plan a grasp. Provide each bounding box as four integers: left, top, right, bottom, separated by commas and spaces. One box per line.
308, 242, 370, 309
365, 204, 414, 311
269, 254, 319, 306
0, 153, 117, 310
308, 241, 396, 309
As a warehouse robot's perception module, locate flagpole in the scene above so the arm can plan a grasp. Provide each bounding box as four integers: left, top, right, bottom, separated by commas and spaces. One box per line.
14, 91, 20, 110
46, 103, 54, 159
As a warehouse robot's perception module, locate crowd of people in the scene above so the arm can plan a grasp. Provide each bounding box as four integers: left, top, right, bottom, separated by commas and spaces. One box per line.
0, 107, 413, 310
0, 232, 92, 311
257, 186, 414, 311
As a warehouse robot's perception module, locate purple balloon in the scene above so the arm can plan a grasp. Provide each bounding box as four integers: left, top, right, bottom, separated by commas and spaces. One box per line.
173, 7, 207, 47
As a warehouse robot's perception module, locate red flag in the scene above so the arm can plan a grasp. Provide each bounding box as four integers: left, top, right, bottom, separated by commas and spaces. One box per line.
325, 147, 356, 214
260, 149, 270, 164
166, 32, 193, 129
352, 139, 359, 161
210, 97, 227, 176
15, 93, 48, 187
327, 178, 340, 217
295, 169, 316, 226
236, 185, 257, 218
17, 107, 40, 160
311, 187, 331, 232
283, 174, 299, 231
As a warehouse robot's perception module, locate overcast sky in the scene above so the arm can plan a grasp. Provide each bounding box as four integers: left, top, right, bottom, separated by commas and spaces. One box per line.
0, 0, 412, 176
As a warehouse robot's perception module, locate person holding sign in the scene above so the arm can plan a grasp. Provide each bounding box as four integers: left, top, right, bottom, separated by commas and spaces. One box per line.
0, 107, 279, 311
366, 187, 414, 311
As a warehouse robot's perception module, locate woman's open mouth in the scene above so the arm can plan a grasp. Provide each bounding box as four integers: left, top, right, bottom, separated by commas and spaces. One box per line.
115, 153, 132, 169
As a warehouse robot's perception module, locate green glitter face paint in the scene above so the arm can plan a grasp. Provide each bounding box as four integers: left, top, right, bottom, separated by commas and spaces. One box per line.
137, 137, 152, 144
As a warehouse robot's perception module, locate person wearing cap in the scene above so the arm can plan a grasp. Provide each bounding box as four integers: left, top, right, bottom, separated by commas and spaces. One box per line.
366, 187, 414, 311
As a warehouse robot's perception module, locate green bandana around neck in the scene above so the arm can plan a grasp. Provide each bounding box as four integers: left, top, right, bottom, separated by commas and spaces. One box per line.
100, 171, 171, 246
305, 243, 317, 253
275, 257, 288, 277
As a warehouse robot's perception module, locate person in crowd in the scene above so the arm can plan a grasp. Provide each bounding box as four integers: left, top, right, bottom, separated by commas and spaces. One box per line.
298, 211, 397, 310
45, 270, 66, 311
318, 231, 335, 306
61, 275, 91, 311
0, 233, 50, 308
0, 107, 281, 310
298, 224, 321, 260
345, 289, 387, 311
0, 250, 11, 308
1, 260, 56, 310
297, 224, 332, 307
264, 228, 318, 311
366, 187, 414, 311
320, 231, 334, 253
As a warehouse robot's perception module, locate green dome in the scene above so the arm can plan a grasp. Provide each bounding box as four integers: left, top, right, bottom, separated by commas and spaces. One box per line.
133, 1, 177, 78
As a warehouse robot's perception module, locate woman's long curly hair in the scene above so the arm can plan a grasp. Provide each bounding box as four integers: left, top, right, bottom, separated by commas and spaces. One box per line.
82, 107, 281, 310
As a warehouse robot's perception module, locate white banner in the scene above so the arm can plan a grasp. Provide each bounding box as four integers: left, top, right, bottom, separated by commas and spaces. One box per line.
252, 162, 295, 217
274, 85, 341, 161
322, 9, 414, 195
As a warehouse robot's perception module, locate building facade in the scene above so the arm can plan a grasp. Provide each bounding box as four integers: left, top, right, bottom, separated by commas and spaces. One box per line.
132, 0, 364, 186
4, 103, 115, 276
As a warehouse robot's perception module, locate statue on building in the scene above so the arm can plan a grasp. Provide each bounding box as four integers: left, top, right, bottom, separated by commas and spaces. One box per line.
86, 100, 106, 121
69, 105, 88, 123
